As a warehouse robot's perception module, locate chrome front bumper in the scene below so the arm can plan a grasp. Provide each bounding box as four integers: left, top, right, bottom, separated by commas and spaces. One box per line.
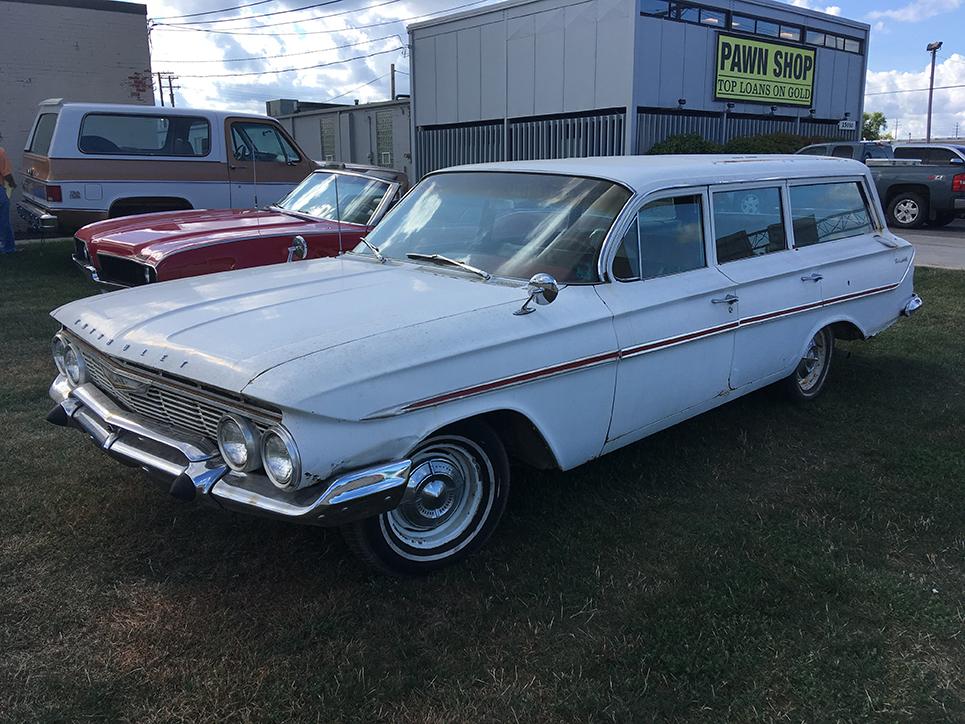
48, 376, 411, 526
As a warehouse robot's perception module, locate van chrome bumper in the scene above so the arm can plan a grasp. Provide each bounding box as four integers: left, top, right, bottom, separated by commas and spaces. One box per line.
902, 294, 923, 317
16, 200, 58, 231
48, 376, 411, 526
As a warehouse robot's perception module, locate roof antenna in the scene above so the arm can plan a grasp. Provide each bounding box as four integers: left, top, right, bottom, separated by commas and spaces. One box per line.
333, 172, 343, 255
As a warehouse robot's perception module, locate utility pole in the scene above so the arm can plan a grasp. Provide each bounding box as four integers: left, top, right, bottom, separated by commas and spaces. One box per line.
157, 72, 164, 106
167, 74, 177, 108
925, 41, 942, 142
390, 63, 396, 101
155, 72, 180, 107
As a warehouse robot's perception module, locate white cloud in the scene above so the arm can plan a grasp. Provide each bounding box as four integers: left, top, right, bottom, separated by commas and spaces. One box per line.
865, 54, 965, 140
867, 0, 961, 23
789, 0, 842, 16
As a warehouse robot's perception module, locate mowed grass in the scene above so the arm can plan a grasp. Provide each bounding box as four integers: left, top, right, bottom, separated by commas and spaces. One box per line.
1, 241, 962, 722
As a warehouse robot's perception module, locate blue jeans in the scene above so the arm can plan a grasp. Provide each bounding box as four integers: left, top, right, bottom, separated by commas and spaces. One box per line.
0, 190, 15, 253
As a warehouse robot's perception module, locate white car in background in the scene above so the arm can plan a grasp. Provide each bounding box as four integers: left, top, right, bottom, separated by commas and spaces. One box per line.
47, 155, 921, 574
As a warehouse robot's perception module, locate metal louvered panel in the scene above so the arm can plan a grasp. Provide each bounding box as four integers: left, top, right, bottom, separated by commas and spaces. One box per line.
417, 121, 503, 175
508, 111, 625, 161
79, 346, 278, 441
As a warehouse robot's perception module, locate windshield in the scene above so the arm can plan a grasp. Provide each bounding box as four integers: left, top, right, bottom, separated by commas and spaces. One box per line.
358, 171, 632, 283
276, 172, 390, 225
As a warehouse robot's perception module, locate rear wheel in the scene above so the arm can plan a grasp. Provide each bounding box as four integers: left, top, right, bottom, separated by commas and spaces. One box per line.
886, 192, 927, 229
784, 327, 834, 401
342, 421, 510, 575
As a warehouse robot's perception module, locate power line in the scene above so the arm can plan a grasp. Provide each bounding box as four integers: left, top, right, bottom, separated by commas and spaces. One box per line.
154, 32, 402, 63
151, 0, 496, 37
324, 72, 391, 101
157, 0, 402, 31
152, 0, 275, 21
866, 84, 965, 96
176, 46, 403, 78
165, 0, 346, 25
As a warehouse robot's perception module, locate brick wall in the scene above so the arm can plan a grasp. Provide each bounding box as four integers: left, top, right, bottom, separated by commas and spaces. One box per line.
0, 0, 152, 234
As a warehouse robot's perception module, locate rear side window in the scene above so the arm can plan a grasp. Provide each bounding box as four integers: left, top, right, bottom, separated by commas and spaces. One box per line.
789, 182, 873, 246
864, 145, 891, 160
29, 113, 58, 155
831, 145, 854, 159
713, 187, 787, 263
612, 195, 706, 281
895, 147, 960, 164
79, 114, 211, 156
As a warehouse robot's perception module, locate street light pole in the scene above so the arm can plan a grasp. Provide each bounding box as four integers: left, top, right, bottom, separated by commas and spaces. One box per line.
925, 41, 942, 142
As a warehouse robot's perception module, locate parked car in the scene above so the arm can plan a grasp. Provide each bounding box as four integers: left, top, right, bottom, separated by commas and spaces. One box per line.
796, 141, 965, 228
46, 155, 921, 574
72, 164, 407, 288
17, 99, 316, 234
796, 141, 894, 162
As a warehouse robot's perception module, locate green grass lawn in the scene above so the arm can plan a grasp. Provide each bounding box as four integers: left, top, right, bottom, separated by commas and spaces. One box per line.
1, 241, 962, 722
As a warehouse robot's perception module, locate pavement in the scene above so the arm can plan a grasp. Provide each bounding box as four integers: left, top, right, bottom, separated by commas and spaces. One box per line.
902, 219, 965, 270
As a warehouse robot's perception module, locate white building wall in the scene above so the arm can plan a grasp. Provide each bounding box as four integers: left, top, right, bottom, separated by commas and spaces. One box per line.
0, 0, 152, 233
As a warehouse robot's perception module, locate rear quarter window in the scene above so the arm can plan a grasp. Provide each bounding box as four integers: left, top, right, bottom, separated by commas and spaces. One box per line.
789, 182, 873, 246
29, 113, 58, 156
78, 114, 211, 156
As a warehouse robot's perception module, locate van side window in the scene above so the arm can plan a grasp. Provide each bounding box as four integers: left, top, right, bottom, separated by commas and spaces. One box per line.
789, 182, 873, 246
29, 113, 58, 156
637, 195, 706, 279
78, 114, 211, 157
612, 218, 641, 281
231, 122, 301, 163
712, 187, 787, 263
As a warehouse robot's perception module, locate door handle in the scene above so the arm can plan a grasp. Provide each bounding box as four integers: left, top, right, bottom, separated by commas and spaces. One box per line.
801, 272, 823, 282
711, 294, 739, 304
229, 165, 247, 171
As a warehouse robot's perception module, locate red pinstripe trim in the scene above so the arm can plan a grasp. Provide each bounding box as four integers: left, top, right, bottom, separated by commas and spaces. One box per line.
398, 281, 903, 413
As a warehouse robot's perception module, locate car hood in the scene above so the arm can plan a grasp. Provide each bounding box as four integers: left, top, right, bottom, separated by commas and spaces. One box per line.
78, 208, 352, 261
52, 256, 526, 393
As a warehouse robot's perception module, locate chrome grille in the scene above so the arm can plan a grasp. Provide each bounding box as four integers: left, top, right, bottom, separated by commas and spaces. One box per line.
79, 346, 278, 441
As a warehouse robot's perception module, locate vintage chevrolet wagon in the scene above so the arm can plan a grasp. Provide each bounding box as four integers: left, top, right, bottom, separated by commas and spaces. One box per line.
47, 155, 922, 574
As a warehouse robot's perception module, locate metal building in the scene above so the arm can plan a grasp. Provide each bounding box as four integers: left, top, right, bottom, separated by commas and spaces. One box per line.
271, 99, 413, 181
409, 0, 869, 176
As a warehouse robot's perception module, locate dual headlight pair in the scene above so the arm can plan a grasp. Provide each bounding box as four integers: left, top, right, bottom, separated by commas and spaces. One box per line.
52, 333, 87, 387
217, 415, 301, 490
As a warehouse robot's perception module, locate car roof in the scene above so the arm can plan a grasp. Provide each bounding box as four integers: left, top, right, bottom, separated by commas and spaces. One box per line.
51, 102, 270, 123
441, 155, 868, 195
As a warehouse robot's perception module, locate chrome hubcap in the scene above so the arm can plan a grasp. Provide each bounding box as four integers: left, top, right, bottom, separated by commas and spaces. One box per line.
385, 440, 487, 550
895, 200, 919, 224
796, 332, 827, 392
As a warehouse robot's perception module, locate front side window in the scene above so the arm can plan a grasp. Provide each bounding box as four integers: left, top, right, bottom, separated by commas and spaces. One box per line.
613, 218, 641, 281
713, 187, 787, 263
79, 114, 210, 156
231, 122, 301, 163
29, 113, 58, 155
638, 195, 706, 279
360, 172, 631, 283
789, 182, 873, 247
276, 172, 389, 225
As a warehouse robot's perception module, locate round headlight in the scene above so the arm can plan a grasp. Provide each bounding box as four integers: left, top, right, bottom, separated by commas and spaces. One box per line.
52, 334, 68, 375
217, 414, 261, 472
64, 342, 87, 386
261, 427, 301, 489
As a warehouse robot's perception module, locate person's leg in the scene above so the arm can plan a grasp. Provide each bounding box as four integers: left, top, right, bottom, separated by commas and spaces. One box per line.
0, 191, 15, 253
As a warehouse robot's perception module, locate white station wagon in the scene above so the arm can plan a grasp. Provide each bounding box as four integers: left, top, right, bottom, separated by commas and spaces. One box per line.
47, 155, 922, 574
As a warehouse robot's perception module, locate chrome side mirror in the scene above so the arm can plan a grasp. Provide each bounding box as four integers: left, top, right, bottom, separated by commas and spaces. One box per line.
286, 235, 308, 263
514, 273, 560, 316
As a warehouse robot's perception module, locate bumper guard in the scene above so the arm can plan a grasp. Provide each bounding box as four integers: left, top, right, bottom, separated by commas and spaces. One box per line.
48, 376, 411, 526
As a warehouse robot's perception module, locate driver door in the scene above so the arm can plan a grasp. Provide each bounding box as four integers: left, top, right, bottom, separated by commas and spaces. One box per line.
225, 117, 258, 208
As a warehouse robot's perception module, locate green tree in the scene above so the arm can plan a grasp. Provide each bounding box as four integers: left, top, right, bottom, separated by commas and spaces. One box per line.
862, 112, 888, 141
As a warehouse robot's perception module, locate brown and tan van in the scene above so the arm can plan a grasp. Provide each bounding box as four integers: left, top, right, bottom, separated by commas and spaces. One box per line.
18, 99, 317, 233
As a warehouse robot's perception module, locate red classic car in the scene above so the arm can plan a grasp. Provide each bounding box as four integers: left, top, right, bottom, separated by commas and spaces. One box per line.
72, 165, 406, 287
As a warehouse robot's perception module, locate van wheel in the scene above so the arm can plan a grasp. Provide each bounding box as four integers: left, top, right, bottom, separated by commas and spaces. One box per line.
887, 192, 927, 229
784, 327, 834, 401
341, 421, 510, 576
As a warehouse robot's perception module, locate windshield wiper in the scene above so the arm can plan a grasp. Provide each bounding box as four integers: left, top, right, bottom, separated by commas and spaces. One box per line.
358, 236, 386, 263
406, 253, 491, 280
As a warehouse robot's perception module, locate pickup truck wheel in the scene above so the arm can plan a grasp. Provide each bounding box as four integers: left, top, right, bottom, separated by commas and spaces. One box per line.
341, 421, 510, 575
928, 211, 957, 228
784, 327, 834, 401
887, 193, 927, 229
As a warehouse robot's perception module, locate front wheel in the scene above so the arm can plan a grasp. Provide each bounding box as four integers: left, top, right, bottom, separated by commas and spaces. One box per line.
887, 192, 927, 229
342, 421, 510, 575
783, 327, 834, 401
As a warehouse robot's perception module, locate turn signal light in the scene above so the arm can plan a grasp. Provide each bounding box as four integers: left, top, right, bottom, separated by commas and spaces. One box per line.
45, 185, 63, 202
953, 174, 965, 193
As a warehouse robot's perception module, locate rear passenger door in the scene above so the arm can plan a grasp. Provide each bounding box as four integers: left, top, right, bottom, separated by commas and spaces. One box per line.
712, 184, 824, 389
596, 189, 738, 444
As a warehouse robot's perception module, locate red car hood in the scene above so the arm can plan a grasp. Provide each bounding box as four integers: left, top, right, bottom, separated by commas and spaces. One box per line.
77, 208, 352, 261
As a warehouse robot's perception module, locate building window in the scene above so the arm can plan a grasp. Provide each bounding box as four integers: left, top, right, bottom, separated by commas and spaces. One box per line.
756, 20, 779, 37
780, 25, 801, 41
789, 182, 873, 247
675, 2, 700, 23
731, 14, 755, 32
641, 0, 671, 18
805, 30, 825, 45
376, 110, 394, 168
843, 38, 860, 53
699, 8, 725, 26
713, 187, 787, 263
319, 115, 337, 162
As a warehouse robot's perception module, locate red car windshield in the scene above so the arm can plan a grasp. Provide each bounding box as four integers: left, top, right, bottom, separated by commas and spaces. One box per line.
276, 172, 390, 225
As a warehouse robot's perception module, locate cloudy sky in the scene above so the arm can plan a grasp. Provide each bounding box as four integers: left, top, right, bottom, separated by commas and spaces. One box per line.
140, 0, 964, 140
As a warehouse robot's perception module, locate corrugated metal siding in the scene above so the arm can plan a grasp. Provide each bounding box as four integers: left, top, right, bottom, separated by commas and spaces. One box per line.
635, 110, 858, 153
416, 121, 503, 175
508, 111, 624, 160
